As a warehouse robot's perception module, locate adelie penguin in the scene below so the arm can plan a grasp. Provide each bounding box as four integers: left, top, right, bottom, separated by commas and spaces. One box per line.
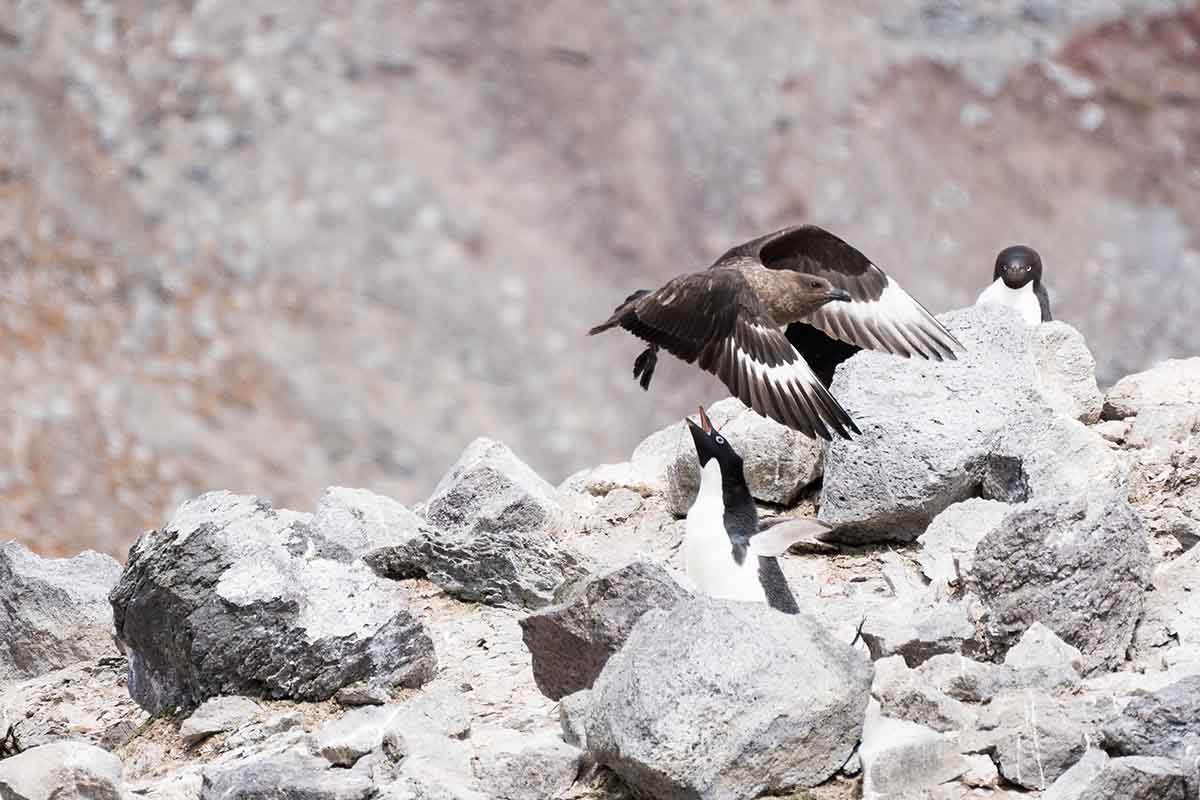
589, 225, 965, 440
684, 406, 829, 614
975, 245, 1052, 324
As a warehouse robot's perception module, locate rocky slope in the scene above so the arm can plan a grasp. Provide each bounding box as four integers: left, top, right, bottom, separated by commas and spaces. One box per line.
2, 1, 1199, 558
2, 304, 1198, 799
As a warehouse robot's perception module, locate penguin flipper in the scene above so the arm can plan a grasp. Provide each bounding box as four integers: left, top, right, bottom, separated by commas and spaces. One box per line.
750, 517, 832, 556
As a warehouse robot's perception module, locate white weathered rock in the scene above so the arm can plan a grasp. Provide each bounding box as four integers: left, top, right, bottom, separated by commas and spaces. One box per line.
586, 596, 872, 798
318, 682, 472, 769
519, 560, 688, 700
858, 701, 966, 799
1004, 622, 1085, 688
1031, 321, 1104, 424
309, 486, 423, 562
366, 438, 588, 608
1104, 358, 1200, 420
870, 656, 977, 733
860, 601, 975, 667
470, 727, 583, 800
969, 495, 1151, 672
318, 705, 391, 767
180, 695, 263, 744
917, 499, 1010, 588
110, 491, 437, 713
0, 542, 122, 686
960, 753, 1000, 788
638, 397, 824, 514
0, 741, 124, 800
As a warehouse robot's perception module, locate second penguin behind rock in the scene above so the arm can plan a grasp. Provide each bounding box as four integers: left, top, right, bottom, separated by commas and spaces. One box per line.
976, 245, 1052, 324
684, 406, 829, 614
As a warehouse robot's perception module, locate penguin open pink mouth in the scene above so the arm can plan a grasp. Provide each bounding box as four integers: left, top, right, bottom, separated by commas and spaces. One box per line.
697, 405, 713, 435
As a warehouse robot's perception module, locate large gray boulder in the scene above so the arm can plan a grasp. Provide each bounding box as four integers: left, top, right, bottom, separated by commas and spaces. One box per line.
586, 596, 872, 798
0, 741, 124, 800
1103, 675, 1200, 764
110, 491, 437, 713
819, 304, 1118, 542
519, 560, 689, 700
968, 495, 1150, 672
1103, 357, 1200, 420
0, 542, 122, 685
366, 438, 587, 608
632, 397, 824, 515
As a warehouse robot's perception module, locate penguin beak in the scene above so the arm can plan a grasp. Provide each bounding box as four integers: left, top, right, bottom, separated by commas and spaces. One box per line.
697, 405, 714, 435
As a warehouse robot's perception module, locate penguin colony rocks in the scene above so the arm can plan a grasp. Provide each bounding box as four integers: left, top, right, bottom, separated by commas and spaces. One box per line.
589, 225, 965, 439
590, 226, 1052, 610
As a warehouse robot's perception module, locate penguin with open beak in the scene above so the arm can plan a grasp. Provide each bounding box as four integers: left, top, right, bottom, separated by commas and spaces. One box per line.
683, 406, 830, 613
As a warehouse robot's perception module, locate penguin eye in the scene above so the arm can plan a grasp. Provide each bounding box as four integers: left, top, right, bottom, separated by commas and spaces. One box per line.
715, 436, 726, 445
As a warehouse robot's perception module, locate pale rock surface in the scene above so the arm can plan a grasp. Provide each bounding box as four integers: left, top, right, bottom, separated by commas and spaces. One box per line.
0, 542, 122, 686
180, 695, 263, 744
1030, 321, 1104, 423
1104, 357, 1200, 419
0, 741, 124, 800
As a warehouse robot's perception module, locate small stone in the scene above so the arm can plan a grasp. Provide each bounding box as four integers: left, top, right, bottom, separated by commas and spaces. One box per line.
179, 695, 263, 744
961, 753, 1000, 788
860, 601, 974, 667
335, 682, 391, 707
201, 751, 375, 799
1004, 622, 1084, 686
917, 499, 1010, 588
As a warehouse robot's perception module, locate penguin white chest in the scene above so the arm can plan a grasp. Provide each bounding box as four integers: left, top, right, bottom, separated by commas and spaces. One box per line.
976, 279, 1041, 325
684, 462, 765, 604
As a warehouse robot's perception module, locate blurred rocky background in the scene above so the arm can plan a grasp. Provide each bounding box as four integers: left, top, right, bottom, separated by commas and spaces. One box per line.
1, 0, 1198, 557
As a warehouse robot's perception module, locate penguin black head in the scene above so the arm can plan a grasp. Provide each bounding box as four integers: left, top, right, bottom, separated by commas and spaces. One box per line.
993, 245, 1043, 290
686, 406, 744, 474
